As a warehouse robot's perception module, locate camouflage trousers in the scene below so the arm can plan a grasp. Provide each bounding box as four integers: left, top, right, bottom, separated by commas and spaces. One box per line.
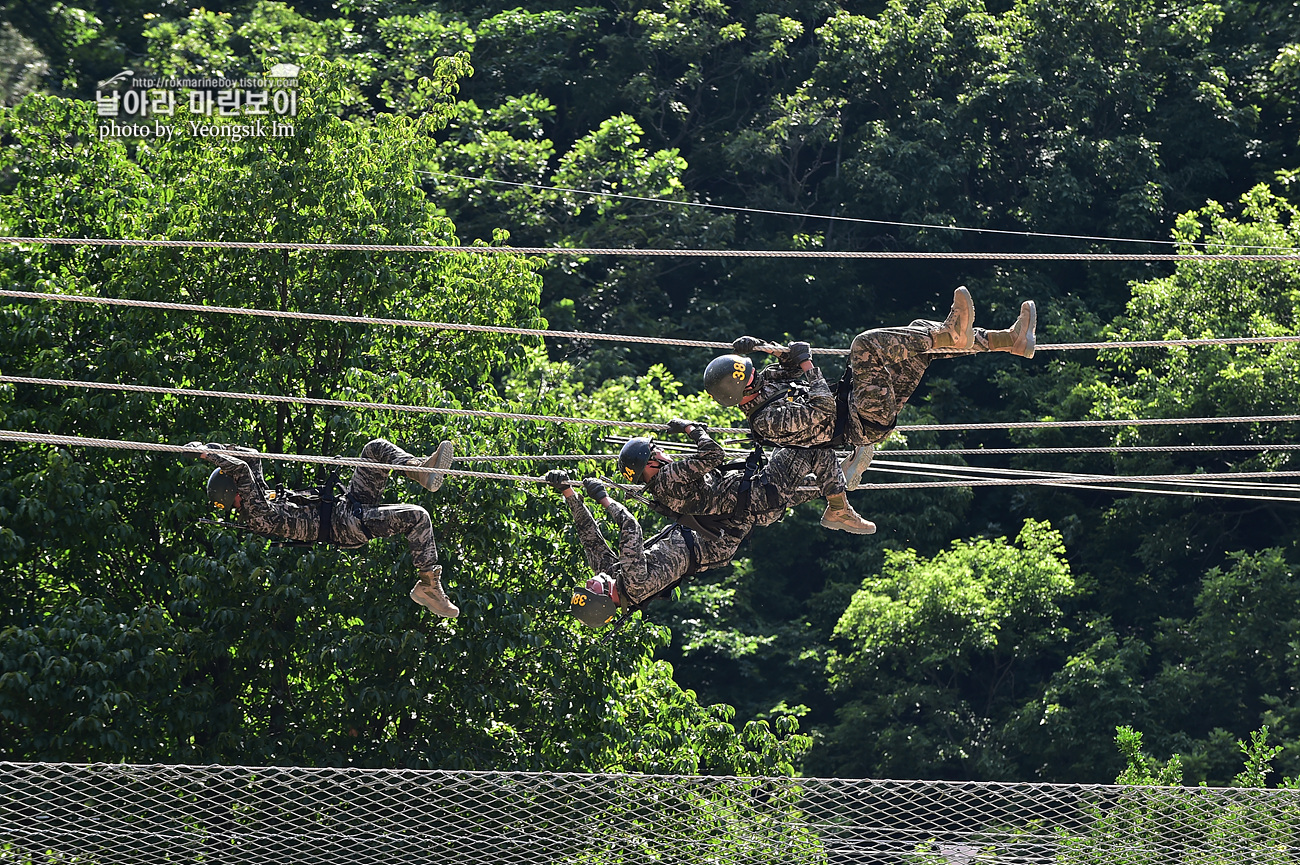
846, 320, 991, 445
754, 446, 845, 515
237, 438, 438, 571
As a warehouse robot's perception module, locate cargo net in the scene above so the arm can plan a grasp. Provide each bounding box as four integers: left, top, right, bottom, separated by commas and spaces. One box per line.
2, 762, 1298, 864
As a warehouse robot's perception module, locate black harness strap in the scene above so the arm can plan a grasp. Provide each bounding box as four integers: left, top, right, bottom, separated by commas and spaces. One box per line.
317, 469, 340, 544
829, 362, 895, 441
347, 496, 377, 541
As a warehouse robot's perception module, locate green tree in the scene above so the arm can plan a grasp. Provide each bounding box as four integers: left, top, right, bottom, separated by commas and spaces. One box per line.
0, 60, 807, 773
813, 519, 1075, 779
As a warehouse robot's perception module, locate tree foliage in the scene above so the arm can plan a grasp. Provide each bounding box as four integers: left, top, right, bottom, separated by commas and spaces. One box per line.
4, 0, 1300, 783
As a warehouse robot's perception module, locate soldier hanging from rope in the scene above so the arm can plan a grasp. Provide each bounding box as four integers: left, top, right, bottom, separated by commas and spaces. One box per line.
702, 287, 1036, 493
545, 473, 786, 629
191, 438, 460, 617
616, 417, 876, 535
549, 419, 861, 628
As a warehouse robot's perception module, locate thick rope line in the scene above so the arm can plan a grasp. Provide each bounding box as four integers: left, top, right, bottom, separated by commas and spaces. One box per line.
0, 376, 686, 432
5, 235, 1300, 261
0, 430, 539, 482
9, 375, 1300, 438
881, 443, 1300, 456
423, 171, 1299, 251
4, 431, 1300, 497
893, 414, 1300, 432
0, 289, 735, 351
869, 458, 1300, 494
456, 454, 619, 462
6, 289, 1299, 354
610, 437, 1300, 458
860, 462, 1300, 502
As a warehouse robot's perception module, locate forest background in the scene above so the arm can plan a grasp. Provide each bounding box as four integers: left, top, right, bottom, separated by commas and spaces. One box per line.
3, 0, 1300, 786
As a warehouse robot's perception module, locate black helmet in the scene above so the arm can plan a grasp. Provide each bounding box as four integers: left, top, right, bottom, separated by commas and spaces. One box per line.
206, 468, 238, 510
570, 584, 619, 628
617, 437, 656, 483
703, 354, 754, 407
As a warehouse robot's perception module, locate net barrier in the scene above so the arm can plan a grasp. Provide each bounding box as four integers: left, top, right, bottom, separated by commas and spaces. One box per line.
0, 762, 1297, 864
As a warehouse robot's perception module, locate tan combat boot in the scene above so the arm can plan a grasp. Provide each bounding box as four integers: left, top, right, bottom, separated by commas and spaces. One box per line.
986, 300, 1037, 358
930, 286, 976, 350
405, 440, 454, 492
841, 445, 875, 491
820, 493, 877, 535
410, 565, 459, 617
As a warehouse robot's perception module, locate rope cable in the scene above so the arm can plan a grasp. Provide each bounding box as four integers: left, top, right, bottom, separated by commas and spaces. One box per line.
420, 170, 1300, 253
2, 431, 1299, 502
4, 235, 1300, 261
8, 375, 1300, 437
606, 436, 1300, 458
6, 288, 1300, 354
868, 457, 1300, 494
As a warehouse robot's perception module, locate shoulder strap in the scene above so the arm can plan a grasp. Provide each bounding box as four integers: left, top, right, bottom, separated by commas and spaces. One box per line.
746, 386, 793, 423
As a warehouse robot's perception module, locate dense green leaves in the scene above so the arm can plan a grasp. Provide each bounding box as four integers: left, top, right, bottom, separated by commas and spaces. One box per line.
5, 0, 1300, 785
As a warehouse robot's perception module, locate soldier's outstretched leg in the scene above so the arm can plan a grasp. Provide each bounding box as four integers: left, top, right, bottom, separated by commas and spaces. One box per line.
404, 441, 455, 492
847, 290, 1036, 440
762, 447, 875, 534
348, 438, 454, 499
343, 439, 458, 617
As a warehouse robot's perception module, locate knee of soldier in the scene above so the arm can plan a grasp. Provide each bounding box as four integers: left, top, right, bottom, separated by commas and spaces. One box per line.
360, 439, 390, 460
848, 331, 883, 366
412, 504, 433, 529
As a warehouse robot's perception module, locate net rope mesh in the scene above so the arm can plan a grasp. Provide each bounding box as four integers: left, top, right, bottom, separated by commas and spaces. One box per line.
1, 763, 1296, 864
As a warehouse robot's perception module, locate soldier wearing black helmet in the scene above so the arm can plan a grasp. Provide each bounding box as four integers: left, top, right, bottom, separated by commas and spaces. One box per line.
194, 438, 461, 618
618, 419, 875, 534
547, 471, 798, 628
704, 287, 1037, 490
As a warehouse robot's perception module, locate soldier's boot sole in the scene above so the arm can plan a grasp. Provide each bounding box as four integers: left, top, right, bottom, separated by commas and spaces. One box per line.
841, 445, 875, 491
933, 286, 976, 351
407, 441, 455, 492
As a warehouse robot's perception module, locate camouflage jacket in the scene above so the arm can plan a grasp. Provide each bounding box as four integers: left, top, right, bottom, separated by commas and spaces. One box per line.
740, 361, 839, 448
206, 451, 325, 543
645, 435, 842, 522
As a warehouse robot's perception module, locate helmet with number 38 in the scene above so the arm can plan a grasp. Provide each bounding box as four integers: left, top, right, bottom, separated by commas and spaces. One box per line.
703, 354, 755, 407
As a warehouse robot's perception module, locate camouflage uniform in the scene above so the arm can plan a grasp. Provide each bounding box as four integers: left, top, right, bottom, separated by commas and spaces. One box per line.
205, 439, 439, 570
644, 426, 843, 518
563, 494, 762, 607
744, 320, 995, 447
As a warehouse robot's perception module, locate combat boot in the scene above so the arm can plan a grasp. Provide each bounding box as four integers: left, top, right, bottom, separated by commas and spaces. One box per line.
820, 493, 876, 535
841, 445, 875, 491
405, 440, 454, 492
986, 300, 1037, 358
410, 566, 459, 617
930, 286, 975, 350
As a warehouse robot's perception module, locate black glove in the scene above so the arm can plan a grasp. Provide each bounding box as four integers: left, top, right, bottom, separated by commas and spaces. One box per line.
732, 335, 765, 353
545, 469, 573, 491
583, 478, 608, 501
665, 418, 694, 435
783, 341, 812, 366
